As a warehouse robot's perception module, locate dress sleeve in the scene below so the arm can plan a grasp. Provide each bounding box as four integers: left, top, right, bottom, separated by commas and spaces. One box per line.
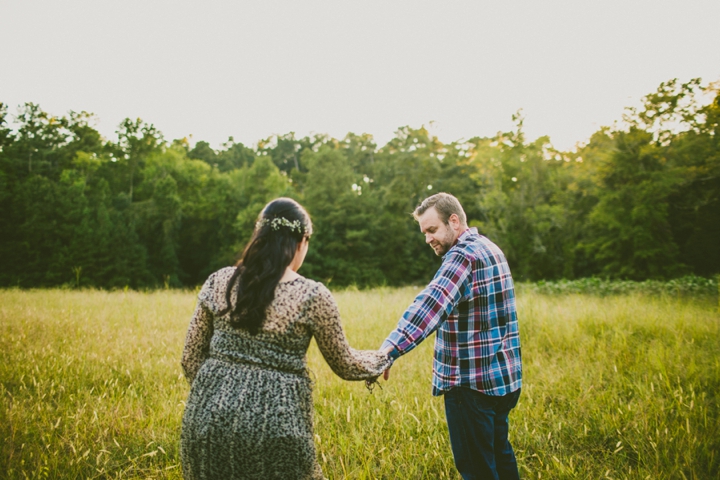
181, 275, 216, 385
309, 284, 393, 381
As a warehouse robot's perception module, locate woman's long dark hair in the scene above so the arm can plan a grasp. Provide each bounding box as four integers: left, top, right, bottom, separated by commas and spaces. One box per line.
222, 198, 312, 334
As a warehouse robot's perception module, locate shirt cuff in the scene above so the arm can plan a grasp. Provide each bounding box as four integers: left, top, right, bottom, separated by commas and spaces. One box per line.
380, 339, 401, 360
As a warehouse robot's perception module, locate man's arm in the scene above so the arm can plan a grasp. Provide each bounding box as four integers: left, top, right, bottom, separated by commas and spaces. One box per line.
381, 251, 471, 360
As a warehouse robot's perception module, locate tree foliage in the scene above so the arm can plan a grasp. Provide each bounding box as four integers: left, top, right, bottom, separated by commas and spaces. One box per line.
1, 78, 718, 288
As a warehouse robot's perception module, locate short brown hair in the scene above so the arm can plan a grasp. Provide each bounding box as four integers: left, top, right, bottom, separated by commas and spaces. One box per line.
413, 192, 467, 226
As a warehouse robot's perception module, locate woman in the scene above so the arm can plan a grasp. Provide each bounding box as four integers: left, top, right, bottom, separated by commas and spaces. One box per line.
180, 198, 392, 480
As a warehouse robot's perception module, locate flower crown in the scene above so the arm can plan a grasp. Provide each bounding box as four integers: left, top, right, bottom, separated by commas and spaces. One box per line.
255, 216, 304, 233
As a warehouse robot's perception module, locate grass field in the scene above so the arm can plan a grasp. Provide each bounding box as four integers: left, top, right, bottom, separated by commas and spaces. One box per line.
0, 287, 718, 479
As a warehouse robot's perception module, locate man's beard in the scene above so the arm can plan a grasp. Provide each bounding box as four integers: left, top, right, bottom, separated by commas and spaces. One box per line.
431, 230, 455, 256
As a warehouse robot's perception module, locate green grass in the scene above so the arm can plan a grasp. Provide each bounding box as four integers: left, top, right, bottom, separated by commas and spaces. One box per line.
1, 287, 718, 479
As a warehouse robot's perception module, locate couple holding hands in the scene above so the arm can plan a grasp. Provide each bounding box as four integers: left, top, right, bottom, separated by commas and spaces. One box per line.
180, 193, 523, 480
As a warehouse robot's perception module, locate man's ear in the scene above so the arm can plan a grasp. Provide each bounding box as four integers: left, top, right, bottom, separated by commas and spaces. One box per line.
448, 213, 461, 230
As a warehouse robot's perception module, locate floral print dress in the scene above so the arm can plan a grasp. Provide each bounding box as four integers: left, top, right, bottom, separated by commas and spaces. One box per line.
180, 267, 392, 480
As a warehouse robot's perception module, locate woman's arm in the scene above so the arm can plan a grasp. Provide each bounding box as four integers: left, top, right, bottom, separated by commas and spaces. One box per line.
181, 302, 214, 385
310, 285, 392, 381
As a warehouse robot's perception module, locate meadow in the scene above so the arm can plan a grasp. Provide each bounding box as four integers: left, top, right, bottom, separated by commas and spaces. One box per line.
0, 286, 718, 479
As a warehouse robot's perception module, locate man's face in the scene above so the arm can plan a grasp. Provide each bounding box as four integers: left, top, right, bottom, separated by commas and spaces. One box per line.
417, 207, 458, 256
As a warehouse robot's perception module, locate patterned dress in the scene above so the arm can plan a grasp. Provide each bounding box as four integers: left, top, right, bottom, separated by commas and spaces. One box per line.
180, 267, 392, 480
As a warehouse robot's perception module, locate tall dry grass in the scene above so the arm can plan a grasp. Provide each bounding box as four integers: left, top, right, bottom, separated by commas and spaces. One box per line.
1, 287, 718, 479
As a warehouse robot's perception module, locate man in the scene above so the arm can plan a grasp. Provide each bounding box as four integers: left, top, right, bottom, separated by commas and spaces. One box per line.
380, 192, 522, 480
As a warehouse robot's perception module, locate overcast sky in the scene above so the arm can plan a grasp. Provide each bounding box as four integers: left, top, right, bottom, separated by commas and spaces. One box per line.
2, 0, 719, 151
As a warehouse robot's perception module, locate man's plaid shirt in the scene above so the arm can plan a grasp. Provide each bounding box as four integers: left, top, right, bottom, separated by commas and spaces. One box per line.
382, 228, 522, 396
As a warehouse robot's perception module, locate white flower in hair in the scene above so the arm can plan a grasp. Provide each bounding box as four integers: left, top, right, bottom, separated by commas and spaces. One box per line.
255, 216, 303, 233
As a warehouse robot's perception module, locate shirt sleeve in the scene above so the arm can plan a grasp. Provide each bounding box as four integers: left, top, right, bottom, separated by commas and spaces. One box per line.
181, 275, 217, 385
381, 251, 470, 357
310, 284, 393, 381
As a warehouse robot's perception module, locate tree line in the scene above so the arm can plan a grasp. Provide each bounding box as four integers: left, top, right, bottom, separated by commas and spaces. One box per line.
1, 78, 718, 289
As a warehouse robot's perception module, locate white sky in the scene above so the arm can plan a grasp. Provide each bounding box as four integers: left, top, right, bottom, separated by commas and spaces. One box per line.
1, 0, 719, 152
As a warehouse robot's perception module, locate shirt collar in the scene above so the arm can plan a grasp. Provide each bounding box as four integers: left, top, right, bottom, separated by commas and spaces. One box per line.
444, 227, 477, 257
455, 227, 477, 244
452, 228, 469, 247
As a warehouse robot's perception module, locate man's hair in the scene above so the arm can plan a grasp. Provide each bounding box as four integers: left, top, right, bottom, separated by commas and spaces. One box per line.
413, 192, 467, 226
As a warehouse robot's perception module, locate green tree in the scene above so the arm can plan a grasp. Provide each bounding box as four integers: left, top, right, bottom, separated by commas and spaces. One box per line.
302, 145, 385, 286
584, 128, 683, 278
581, 78, 720, 279
371, 126, 446, 284
113, 118, 163, 200
231, 155, 293, 251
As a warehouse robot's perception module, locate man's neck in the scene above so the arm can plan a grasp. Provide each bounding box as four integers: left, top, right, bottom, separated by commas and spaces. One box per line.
453, 227, 470, 246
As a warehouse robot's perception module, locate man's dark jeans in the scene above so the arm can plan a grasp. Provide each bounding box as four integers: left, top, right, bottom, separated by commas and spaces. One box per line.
444, 386, 521, 480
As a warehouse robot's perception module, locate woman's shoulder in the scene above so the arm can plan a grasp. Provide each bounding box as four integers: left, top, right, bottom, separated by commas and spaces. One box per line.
197, 266, 237, 312
277, 276, 332, 303
210, 266, 237, 283
200, 266, 236, 292
288, 276, 326, 293
300, 277, 337, 308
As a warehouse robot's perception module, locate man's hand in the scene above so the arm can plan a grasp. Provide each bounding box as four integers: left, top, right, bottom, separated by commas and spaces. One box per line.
381, 345, 395, 381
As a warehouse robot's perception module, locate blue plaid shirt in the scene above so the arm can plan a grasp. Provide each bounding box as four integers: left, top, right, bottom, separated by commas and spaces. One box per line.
381, 228, 522, 396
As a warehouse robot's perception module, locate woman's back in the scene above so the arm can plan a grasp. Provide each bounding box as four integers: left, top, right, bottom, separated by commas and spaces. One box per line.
181, 267, 391, 480
183, 267, 316, 381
